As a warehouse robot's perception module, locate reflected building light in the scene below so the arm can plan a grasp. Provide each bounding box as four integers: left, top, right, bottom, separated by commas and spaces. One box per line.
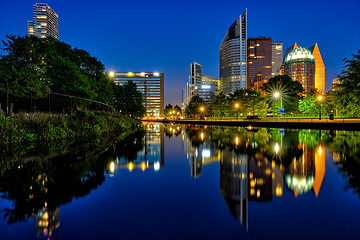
195, 148, 198, 157
141, 162, 146, 171
154, 161, 160, 171
128, 162, 134, 172
202, 149, 211, 158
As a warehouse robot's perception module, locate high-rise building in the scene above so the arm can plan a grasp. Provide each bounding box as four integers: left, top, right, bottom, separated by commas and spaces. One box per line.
247, 37, 272, 88
220, 9, 247, 94
110, 72, 164, 117
28, 3, 59, 39
283, 47, 315, 92
281, 43, 325, 93
271, 42, 283, 76
182, 63, 219, 110
308, 43, 325, 94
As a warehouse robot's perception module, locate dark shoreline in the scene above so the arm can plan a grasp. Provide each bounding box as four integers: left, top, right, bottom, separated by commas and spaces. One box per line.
143, 119, 360, 131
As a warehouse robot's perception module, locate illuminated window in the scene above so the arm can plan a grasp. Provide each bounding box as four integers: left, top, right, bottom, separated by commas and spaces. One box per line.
257, 189, 260, 198
250, 188, 255, 195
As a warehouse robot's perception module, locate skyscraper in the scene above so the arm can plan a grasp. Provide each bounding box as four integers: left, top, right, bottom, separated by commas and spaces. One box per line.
307, 43, 325, 94
247, 37, 272, 88
281, 43, 325, 93
283, 47, 315, 92
220, 9, 247, 95
271, 42, 283, 76
28, 3, 59, 39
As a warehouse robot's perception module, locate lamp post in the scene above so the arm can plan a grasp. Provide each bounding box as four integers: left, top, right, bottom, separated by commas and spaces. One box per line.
274, 91, 283, 117
200, 106, 204, 119
235, 103, 239, 120
317, 96, 323, 120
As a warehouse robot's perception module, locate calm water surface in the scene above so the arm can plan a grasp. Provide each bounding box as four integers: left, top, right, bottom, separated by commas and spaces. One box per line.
1, 123, 360, 240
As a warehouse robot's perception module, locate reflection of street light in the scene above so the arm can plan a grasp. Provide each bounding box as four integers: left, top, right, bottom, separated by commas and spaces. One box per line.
275, 142, 279, 154
274, 91, 283, 116
235, 103, 239, 120
317, 95, 323, 120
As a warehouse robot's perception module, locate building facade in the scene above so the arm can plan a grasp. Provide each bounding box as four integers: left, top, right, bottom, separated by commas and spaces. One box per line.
111, 72, 164, 117
281, 43, 325, 93
247, 37, 272, 88
283, 47, 315, 92
220, 9, 247, 95
271, 42, 283, 76
28, 3, 59, 39
182, 63, 219, 111
308, 43, 325, 93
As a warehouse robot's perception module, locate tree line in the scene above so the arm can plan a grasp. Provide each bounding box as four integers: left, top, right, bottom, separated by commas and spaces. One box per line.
0, 34, 145, 117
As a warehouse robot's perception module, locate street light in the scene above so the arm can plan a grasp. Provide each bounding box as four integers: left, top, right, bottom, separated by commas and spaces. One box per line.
109, 72, 114, 77
235, 103, 239, 120
200, 106, 205, 119
317, 95, 323, 120
274, 91, 283, 116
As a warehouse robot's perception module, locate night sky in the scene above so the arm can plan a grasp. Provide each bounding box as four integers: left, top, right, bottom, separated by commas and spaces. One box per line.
1, 0, 359, 106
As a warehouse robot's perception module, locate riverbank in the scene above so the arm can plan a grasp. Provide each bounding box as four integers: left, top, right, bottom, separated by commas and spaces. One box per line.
144, 118, 360, 130
0, 110, 141, 144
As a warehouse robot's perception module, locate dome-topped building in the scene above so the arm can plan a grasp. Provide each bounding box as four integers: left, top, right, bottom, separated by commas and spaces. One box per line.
283, 46, 315, 92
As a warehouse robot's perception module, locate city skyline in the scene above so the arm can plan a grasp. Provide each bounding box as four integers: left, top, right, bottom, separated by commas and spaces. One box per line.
1, 0, 359, 106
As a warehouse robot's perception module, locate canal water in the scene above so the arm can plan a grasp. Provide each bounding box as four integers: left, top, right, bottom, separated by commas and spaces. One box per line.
0, 123, 360, 240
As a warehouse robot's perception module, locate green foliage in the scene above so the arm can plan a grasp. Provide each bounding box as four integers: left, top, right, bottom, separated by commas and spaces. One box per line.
331, 49, 360, 117
185, 94, 206, 117
228, 89, 269, 117
0, 110, 137, 144
113, 81, 146, 118
0, 35, 144, 117
261, 75, 304, 113
164, 103, 173, 117
211, 92, 230, 117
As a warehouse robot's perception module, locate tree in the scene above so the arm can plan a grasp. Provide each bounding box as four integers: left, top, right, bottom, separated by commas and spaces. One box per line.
211, 92, 230, 117
228, 89, 269, 117
174, 105, 182, 115
164, 104, 173, 117
185, 94, 205, 117
113, 81, 145, 118
331, 49, 360, 117
0, 34, 116, 112
261, 75, 304, 114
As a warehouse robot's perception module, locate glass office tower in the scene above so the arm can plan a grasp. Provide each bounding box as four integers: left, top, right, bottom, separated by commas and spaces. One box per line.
220, 9, 247, 95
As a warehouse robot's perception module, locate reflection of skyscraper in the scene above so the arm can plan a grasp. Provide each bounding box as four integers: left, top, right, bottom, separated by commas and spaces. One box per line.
114, 123, 164, 172
220, 9, 247, 94
220, 151, 248, 230
34, 207, 60, 238
248, 157, 283, 201
283, 144, 318, 197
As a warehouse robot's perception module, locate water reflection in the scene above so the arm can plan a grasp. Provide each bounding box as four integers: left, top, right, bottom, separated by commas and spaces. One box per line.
0, 128, 149, 238
176, 124, 360, 230
111, 123, 164, 173
1, 123, 360, 238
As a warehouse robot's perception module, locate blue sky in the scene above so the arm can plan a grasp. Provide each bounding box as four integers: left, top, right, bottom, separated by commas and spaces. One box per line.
1, 0, 359, 106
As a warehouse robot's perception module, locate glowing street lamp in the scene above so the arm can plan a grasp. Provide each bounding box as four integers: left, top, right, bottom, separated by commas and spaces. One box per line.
200, 106, 205, 119
109, 72, 114, 77
274, 91, 283, 116
317, 95, 323, 120
234, 103, 240, 120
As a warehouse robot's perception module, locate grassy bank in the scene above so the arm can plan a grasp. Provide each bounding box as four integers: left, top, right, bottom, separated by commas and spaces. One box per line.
0, 110, 140, 144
